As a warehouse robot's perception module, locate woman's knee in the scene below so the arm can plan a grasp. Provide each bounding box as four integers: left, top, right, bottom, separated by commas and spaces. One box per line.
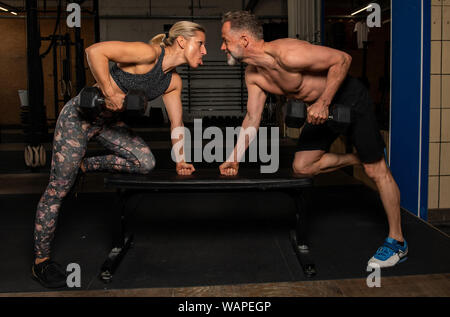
138, 151, 156, 174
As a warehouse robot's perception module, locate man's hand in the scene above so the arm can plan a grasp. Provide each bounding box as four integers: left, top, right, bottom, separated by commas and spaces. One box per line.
219, 161, 239, 176
176, 162, 195, 175
307, 102, 329, 125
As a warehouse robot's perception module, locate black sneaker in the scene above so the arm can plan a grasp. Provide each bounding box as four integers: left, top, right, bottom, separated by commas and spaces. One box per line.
31, 259, 67, 288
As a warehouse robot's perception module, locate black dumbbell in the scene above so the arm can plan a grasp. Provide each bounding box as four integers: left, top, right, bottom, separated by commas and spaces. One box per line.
285, 100, 307, 128
285, 100, 351, 129
124, 89, 148, 114
79, 87, 147, 116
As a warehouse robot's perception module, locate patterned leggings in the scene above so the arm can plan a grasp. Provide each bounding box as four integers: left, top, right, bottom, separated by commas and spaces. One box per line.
34, 97, 155, 259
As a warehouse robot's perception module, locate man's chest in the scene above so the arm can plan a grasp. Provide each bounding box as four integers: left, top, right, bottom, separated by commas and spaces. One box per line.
255, 67, 303, 96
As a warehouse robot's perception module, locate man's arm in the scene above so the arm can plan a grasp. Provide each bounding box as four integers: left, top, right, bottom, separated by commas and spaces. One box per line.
281, 40, 352, 124
219, 68, 267, 175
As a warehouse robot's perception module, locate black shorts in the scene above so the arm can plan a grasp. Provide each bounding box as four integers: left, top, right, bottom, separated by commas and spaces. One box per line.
297, 76, 386, 164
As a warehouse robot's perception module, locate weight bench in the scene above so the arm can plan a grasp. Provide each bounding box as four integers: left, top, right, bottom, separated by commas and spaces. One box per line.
100, 168, 316, 282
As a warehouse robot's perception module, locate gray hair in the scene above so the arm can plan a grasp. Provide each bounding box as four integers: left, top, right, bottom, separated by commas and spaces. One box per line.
222, 11, 263, 40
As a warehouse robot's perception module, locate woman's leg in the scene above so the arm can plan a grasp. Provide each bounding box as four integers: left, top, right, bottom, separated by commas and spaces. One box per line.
82, 121, 155, 174
34, 101, 99, 263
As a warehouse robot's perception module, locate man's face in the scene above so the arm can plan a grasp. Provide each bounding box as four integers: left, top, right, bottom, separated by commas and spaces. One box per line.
221, 21, 243, 66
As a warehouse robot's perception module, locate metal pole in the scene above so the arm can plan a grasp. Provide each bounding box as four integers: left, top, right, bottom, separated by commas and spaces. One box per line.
26, 0, 46, 146
75, 27, 86, 94
93, 0, 100, 42
52, 37, 58, 119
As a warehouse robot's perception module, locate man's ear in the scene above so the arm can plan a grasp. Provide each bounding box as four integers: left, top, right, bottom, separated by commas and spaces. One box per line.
176, 35, 186, 49
240, 34, 250, 48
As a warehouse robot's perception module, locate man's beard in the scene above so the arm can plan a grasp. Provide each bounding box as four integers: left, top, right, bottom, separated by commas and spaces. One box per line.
226, 50, 242, 66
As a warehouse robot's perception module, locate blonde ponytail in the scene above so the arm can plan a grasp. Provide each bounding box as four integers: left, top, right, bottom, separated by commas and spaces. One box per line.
150, 21, 205, 47
150, 33, 166, 46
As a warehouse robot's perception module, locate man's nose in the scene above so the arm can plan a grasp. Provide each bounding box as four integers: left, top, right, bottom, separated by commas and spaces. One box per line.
220, 42, 226, 51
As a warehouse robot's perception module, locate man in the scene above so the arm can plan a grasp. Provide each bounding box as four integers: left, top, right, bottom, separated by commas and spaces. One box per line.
218, 11, 407, 268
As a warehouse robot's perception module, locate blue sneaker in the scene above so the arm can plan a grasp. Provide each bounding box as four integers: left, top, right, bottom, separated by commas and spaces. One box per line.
368, 237, 408, 268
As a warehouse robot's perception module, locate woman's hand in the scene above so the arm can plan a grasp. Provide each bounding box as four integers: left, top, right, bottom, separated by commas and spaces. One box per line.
104, 91, 126, 112
176, 162, 196, 175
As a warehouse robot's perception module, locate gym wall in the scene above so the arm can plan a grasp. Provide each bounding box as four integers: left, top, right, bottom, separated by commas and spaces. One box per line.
0, 7, 96, 126
429, 0, 450, 209
0, 0, 287, 126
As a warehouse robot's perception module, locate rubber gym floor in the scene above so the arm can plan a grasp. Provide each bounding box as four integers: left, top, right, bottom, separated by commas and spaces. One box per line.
0, 125, 449, 297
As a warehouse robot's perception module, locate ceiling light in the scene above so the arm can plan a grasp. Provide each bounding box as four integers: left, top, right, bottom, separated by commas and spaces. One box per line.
351, 4, 373, 16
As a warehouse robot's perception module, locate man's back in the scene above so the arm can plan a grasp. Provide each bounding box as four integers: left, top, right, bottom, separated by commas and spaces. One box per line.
246, 38, 330, 102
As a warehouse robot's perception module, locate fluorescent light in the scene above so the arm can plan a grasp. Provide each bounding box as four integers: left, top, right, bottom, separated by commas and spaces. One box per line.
351, 4, 373, 16
0, 6, 8, 12
10, 11, 16, 15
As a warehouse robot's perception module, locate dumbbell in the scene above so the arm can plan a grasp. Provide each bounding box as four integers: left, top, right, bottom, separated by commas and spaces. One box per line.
79, 87, 147, 116
285, 100, 351, 129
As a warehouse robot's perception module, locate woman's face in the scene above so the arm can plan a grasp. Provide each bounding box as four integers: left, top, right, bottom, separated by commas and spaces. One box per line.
184, 31, 207, 68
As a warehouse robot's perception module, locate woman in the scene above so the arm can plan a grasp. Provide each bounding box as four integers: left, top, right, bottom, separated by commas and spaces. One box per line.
31, 21, 207, 288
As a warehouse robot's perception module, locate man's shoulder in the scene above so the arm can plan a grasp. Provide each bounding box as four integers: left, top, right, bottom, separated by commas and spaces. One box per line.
244, 65, 265, 84
265, 38, 309, 54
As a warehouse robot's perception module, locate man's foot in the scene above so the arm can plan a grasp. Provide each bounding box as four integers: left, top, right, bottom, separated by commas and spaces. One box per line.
31, 259, 67, 288
368, 237, 408, 268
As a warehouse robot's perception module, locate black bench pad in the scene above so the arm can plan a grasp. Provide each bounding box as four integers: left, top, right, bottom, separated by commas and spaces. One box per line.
104, 168, 313, 191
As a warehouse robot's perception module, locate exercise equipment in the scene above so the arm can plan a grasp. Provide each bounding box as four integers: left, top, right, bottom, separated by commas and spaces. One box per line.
79, 87, 148, 116
285, 100, 351, 130
99, 169, 315, 283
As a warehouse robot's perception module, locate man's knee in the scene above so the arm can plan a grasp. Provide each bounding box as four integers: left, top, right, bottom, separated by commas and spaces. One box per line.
292, 153, 322, 175
363, 158, 389, 181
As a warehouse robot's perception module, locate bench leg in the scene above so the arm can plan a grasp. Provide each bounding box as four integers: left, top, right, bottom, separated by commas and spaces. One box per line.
289, 190, 317, 278
99, 189, 134, 283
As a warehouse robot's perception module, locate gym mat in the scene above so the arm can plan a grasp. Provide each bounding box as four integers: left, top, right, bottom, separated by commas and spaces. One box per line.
0, 184, 448, 293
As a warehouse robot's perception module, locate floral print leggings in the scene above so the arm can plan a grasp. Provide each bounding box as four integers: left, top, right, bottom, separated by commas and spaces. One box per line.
34, 97, 155, 259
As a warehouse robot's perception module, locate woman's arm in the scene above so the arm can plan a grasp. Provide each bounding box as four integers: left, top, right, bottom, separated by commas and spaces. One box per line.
162, 73, 195, 175
85, 41, 158, 110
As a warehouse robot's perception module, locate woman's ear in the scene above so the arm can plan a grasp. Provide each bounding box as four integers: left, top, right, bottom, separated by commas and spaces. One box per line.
176, 35, 186, 49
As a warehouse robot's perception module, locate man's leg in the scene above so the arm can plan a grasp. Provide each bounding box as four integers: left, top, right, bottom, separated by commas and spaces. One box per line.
363, 158, 403, 242
364, 158, 408, 268
292, 149, 360, 175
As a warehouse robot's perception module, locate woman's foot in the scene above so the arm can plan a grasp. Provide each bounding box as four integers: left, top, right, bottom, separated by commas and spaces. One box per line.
31, 259, 67, 288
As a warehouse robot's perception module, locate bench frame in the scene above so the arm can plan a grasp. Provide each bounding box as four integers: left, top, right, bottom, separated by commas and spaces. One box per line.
99, 172, 317, 283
